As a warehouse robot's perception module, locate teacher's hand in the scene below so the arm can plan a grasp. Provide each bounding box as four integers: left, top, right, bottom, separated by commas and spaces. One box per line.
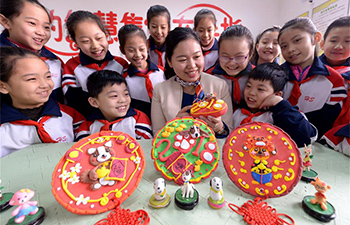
199, 115, 224, 133
176, 105, 192, 118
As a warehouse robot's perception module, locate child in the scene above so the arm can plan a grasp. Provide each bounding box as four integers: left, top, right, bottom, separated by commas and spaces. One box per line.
0, 47, 89, 158
62, 10, 128, 118
278, 17, 346, 139
319, 16, 350, 155
320, 16, 350, 127
0, 0, 64, 103
193, 9, 219, 73
118, 24, 165, 119
233, 63, 317, 147
250, 26, 281, 66
209, 25, 255, 106
146, 5, 171, 68
86, 70, 152, 139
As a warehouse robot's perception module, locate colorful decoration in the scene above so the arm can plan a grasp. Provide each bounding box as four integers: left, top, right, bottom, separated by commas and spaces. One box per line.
152, 117, 219, 185
190, 94, 228, 118
222, 122, 302, 198
51, 131, 145, 214
94, 207, 150, 225
174, 170, 199, 210
208, 177, 225, 209
7, 189, 45, 225
228, 197, 295, 224
302, 177, 336, 222
301, 144, 318, 182
148, 178, 171, 209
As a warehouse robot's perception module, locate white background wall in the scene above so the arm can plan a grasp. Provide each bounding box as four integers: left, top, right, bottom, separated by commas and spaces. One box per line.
3, 0, 349, 62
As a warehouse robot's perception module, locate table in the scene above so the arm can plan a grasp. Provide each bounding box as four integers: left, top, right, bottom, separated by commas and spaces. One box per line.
0, 140, 349, 225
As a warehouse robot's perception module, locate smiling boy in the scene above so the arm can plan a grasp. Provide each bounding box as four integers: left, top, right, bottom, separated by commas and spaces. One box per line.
86, 70, 152, 139
233, 63, 317, 147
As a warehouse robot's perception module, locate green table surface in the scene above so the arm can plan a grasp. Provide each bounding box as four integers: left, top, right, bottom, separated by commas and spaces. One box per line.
0, 140, 349, 225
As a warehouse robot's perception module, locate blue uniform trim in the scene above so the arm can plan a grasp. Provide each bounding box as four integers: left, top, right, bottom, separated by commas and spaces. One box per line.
1, 97, 62, 123
126, 60, 159, 77
334, 124, 350, 138
149, 36, 165, 51
281, 57, 330, 81
79, 50, 114, 66
320, 54, 350, 80
0, 32, 57, 59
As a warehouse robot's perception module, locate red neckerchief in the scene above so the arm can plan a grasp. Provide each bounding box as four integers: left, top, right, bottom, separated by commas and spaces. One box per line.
222, 74, 241, 104
134, 70, 154, 99
240, 108, 265, 125
10, 116, 57, 143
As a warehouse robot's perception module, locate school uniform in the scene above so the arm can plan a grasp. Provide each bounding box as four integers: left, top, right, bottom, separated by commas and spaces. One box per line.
148, 37, 166, 68
0, 98, 90, 158
62, 51, 128, 117
320, 54, 350, 127
0, 32, 64, 103
233, 100, 318, 147
86, 108, 152, 139
321, 124, 350, 156
203, 38, 219, 73
281, 57, 347, 138
209, 62, 254, 106
123, 60, 165, 119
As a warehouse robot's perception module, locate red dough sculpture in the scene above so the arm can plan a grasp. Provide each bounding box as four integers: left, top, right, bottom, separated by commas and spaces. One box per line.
51, 131, 145, 214
190, 94, 228, 118
152, 117, 220, 185
222, 122, 302, 198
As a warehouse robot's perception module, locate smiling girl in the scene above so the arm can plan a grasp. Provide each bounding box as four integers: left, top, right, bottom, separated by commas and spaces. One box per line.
62, 10, 128, 118
0, 0, 64, 102
278, 17, 346, 138
0, 47, 89, 157
118, 24, 165, 119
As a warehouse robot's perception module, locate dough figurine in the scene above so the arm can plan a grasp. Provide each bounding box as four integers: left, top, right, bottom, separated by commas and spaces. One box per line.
7, 189, 45, 225
148, 178, 171, 208
174, 170, 199, 210
302, 177, 336, 222
0, 179, 14, 212
208, 177, 225, 209
190, 93, 228, 118
301, 144, 318, 182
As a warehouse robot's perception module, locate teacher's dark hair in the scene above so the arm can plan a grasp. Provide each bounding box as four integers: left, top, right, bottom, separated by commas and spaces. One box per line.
164, 27, 201, 79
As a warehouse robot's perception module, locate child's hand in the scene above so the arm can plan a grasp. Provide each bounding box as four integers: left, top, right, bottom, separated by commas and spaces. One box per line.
259, 95, 283, 110
199, 115, 224, 133
176, 105, 192, 118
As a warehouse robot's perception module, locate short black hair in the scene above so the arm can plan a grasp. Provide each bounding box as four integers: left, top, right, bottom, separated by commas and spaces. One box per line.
323, 16, 350, 41
87, 70, 127, 98
248, 63, 288, 92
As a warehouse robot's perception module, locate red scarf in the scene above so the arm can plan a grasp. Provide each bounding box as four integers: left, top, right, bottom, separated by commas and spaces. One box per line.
134, 70, 154, 99
154, 49, 164, 67
222, 75, 241, 104
240, 108, 265, 125
10, 116, 57, 143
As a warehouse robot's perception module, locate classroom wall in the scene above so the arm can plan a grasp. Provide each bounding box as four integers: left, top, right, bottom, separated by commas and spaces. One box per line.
1, 0, 349, 62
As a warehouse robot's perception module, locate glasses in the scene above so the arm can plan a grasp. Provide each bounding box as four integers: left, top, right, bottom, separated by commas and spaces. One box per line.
219, 54, 249, 64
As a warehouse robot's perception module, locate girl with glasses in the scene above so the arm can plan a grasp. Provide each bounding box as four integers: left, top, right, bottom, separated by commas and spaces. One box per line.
208, 25, 255, 106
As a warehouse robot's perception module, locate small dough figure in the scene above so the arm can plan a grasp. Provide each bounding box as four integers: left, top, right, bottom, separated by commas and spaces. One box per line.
302, 177, 336, 222
310, 177, 331, 210
208, 177, 225, 209
174, 170, 199, 210
148, 178, 171, 208
7, 189, 45, 225
301, 144, 318, 182
303, 144, 313, 172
